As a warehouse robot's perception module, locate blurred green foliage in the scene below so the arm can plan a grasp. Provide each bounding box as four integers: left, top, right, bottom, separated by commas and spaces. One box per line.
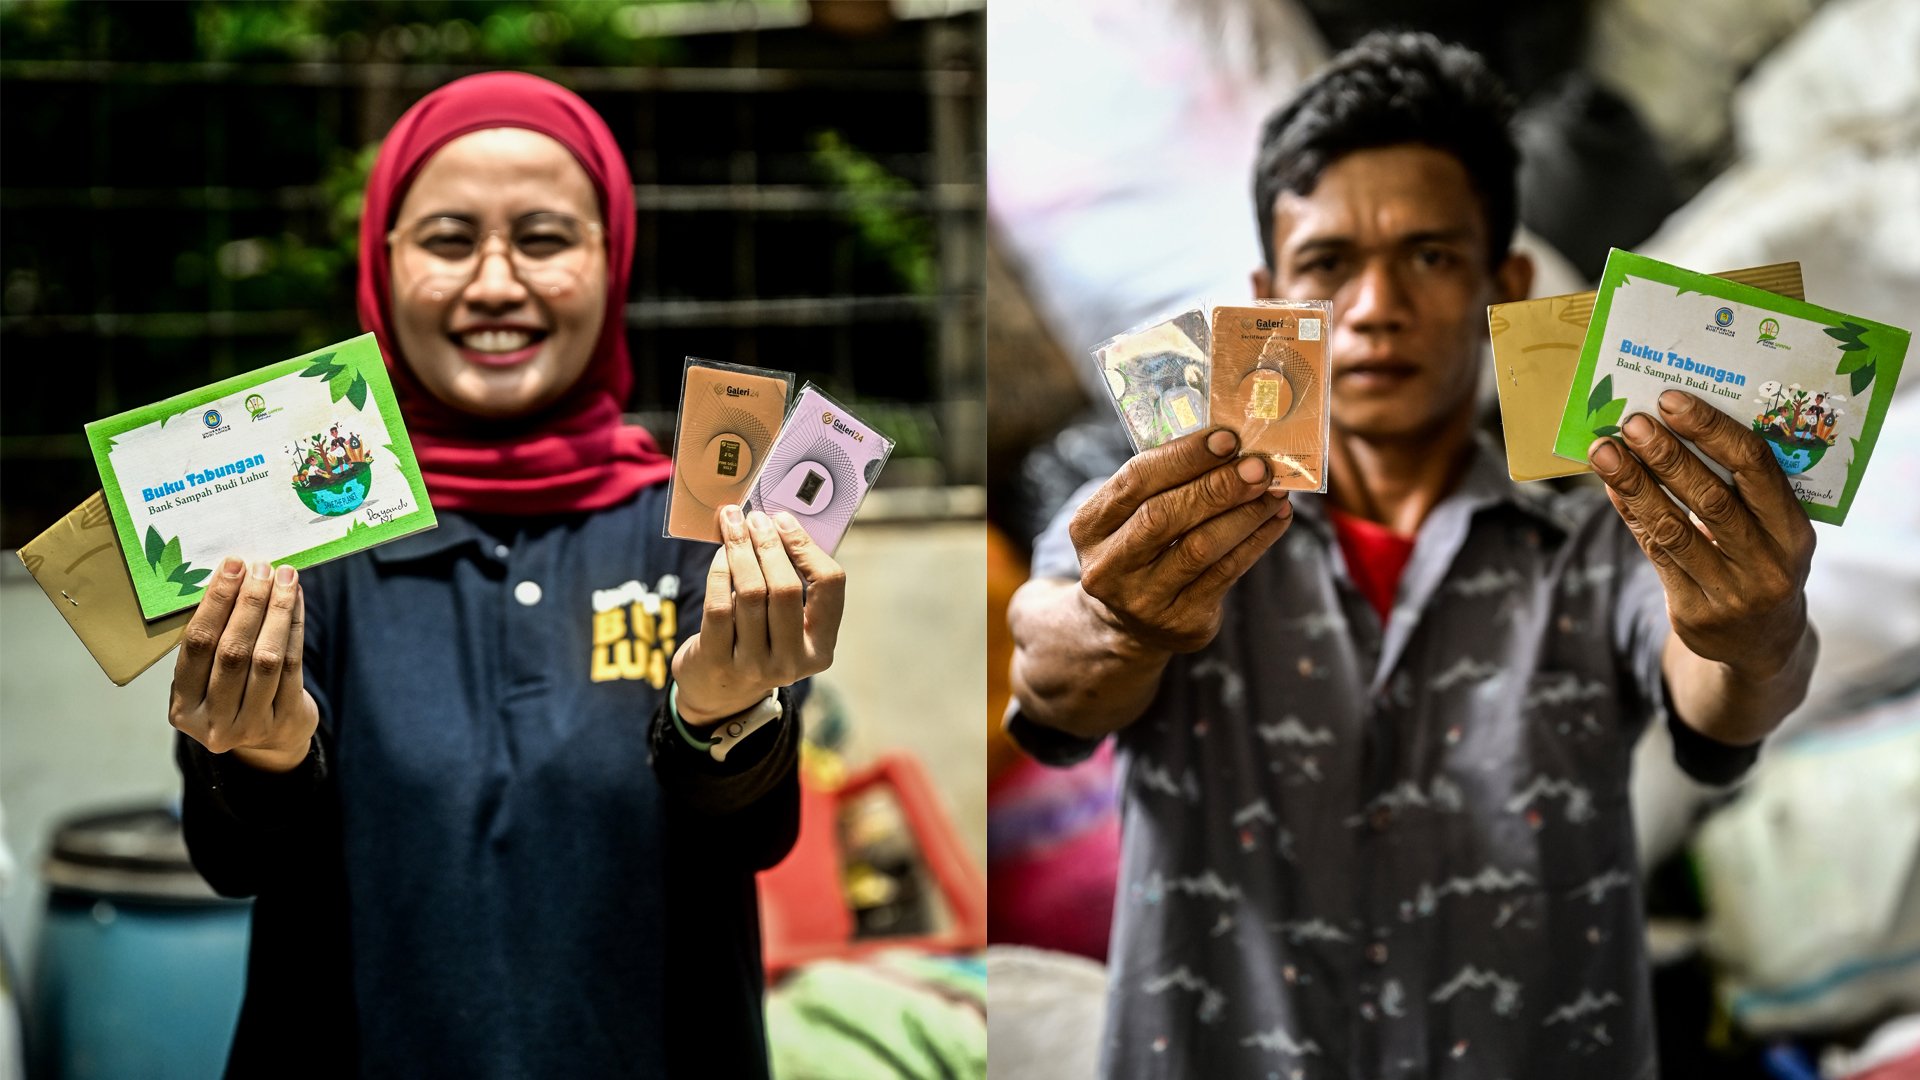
0, 0, 702, 65
812, 130, 936, 295
1, 0, 962, 494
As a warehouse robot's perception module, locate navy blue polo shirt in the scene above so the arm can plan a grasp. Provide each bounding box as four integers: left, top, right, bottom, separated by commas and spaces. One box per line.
176, 482, 803, 1079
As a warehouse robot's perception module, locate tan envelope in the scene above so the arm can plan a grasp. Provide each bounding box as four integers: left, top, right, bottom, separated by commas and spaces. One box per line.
1489, 262, 1806, 481
17, 492, 191, 685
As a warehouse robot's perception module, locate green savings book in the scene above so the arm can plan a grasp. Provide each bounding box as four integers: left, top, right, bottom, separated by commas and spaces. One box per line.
1554, 250, 1910, 525
85, 333, 437, 620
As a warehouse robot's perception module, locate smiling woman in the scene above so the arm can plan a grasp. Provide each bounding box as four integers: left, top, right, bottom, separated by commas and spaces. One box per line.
164, 71, 847, 1080
385, 127, 607, 420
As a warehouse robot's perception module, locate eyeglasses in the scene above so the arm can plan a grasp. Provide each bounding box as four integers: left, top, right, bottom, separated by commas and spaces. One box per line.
387, 212, 604, 301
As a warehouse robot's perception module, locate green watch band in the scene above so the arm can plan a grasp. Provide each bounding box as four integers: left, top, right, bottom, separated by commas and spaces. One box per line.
669, 682, 715, 751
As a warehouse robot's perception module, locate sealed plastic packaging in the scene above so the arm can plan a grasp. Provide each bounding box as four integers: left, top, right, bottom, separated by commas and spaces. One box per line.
745, 383, 894, 556
1090, 306, 1212, 453
666, 357, 795, 542
1208, 301, 1331, 492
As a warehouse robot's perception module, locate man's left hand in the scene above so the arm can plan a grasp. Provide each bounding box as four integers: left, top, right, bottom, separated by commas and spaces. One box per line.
1588, 389, 1815, 679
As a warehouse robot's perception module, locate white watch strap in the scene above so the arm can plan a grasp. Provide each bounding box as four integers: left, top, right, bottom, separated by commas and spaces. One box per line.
707, 691, 783, 762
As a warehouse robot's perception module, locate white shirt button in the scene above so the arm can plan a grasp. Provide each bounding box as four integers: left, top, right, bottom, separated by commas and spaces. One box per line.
493, 543, 510, 559
514, 581, 542, 606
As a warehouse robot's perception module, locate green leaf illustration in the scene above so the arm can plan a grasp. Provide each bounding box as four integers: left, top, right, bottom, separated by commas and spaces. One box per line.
1592, 424, 1622, 438
140, 528, 209, 598
326, 365, 361, 404
1838, 350, 1876, 374
1589, 398, 1628, 434
1851, 361, 1877, 396
166, 558, 212, 595
299, 351, 341, 378
157, 536, 183, 577
1586, 374, 1614, 417
345, 373, 368, 410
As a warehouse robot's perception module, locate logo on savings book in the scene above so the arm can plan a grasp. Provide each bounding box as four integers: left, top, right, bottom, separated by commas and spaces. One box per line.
1757, 318, 1792, 351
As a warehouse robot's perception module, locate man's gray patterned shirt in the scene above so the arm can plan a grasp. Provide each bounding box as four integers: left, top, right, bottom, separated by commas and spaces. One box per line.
1013, 439, 1694, 1080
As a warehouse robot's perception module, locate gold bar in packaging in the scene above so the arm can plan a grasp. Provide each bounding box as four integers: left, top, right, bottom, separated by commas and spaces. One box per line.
1209, 301, 1332, 492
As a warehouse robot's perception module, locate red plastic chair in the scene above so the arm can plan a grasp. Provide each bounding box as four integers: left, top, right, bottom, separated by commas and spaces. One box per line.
758, 751, 986, 978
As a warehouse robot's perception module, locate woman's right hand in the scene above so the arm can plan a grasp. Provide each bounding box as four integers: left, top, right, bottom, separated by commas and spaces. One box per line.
168, 557, 318, 773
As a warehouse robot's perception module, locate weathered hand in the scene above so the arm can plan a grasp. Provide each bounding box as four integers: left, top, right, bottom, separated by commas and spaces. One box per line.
1069, 427, 1293, 655
1588, 390, 1815, 677
168, 557, 318, 772
671, 505, 845, 726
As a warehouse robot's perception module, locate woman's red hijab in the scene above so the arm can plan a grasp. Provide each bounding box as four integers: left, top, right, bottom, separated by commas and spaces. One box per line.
357, 71, 671, 516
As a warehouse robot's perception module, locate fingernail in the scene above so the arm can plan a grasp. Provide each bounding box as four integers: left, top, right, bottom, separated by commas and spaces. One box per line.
1623, 414, 1654, 442
746, 510, 772, 534
221, 557, 245, 577
774, 511, 802, 533
1590, 439, 1621, 472
722, 506, 744, 535
250, 561, 272, 581
1236, 456, 1267, 484
275, 564, 296, 586
1206, 429, 1236, 457
1659, 390, 1689, 414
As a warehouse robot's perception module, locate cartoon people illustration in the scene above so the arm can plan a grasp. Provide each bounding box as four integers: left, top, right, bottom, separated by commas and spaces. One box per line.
291, 427, 371, 489
1752, 382, 1846, 476
286, 422, 377, 514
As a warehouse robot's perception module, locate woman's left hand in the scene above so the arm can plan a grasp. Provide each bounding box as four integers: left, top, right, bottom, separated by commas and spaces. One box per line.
670, 505, 845, 727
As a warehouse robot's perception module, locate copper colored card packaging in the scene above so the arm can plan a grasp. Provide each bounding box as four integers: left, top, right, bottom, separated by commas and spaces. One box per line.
1208, 301, 1331, 491
1090, 306, 1211, 453
666, 357, 795, 543
745, 384, 894, 555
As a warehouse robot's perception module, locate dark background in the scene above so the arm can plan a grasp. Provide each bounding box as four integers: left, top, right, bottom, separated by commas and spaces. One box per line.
0, 0, 985, 547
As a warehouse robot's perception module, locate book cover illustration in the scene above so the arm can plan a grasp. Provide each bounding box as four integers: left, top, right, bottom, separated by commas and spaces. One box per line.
1553, 249, 1908, 525
1489, 262, 1805, 482
84, 333, 437, 620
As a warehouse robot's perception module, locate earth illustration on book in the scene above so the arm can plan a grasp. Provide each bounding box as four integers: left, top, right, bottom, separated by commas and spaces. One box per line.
289, 422, 375, 516
1750, 380, 1844, 476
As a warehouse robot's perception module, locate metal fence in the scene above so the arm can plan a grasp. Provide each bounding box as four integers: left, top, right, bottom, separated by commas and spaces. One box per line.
0, 0, 984, 547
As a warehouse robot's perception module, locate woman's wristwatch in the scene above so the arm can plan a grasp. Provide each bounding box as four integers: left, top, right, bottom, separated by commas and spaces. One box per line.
670, 684, 783, 762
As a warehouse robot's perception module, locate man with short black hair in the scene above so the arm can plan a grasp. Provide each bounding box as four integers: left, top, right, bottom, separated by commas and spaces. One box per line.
1008, 32, 1816, 1078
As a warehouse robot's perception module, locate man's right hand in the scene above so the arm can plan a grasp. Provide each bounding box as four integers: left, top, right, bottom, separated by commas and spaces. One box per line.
1069, 427, 1294, 655
168, 557, 318, 773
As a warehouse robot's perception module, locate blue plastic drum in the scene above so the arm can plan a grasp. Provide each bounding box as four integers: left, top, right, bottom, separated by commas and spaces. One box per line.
30, 806, 250, 1079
